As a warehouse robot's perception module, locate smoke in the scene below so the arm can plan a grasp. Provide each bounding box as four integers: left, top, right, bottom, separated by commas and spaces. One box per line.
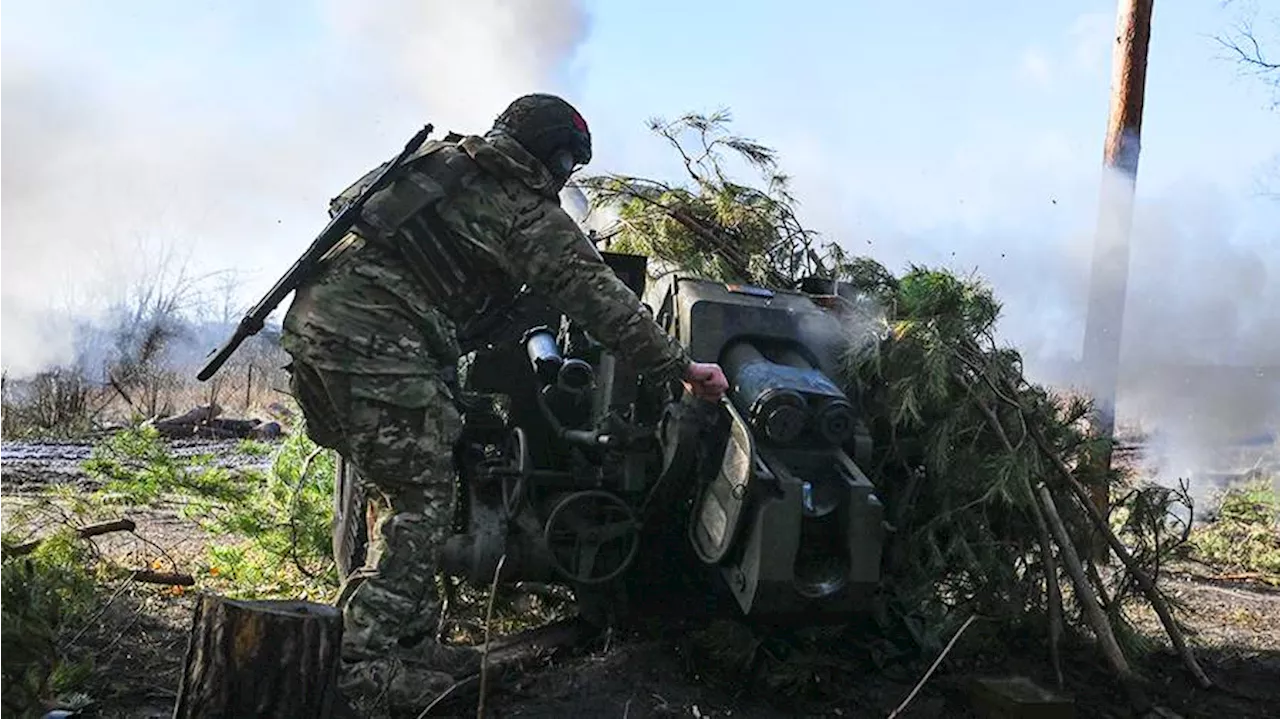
763, 85, 1278, 495
1102, 171, 1280, 499
323, 0, 589, 132
1, 0, 591, 379
806, 158, 1279, 495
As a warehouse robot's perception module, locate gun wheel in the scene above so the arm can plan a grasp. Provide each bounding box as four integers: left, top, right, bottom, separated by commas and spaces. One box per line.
543, 490, 640, 586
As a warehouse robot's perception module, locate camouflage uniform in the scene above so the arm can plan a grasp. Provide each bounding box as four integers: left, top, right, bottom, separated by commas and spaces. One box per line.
281, 104, 690, 716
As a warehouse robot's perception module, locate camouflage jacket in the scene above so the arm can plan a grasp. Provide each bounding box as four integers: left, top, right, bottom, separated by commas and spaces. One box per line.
282, 132, 691, 405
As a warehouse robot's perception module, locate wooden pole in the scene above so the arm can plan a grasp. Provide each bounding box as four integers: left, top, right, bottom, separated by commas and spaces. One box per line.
1081, 0, 1155, 560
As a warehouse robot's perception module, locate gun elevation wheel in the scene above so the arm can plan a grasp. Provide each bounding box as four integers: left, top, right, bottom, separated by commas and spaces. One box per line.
543, 490, 640, 585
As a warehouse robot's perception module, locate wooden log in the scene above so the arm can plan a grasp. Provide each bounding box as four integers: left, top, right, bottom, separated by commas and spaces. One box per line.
2, 518, 138, 558
173, 594, 343, 719
1036, 483, 1149, 713
153, 403, 223, 430
149, 415, 284, 440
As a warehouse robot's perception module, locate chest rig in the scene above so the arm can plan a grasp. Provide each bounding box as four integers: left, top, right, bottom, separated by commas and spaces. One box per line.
330, 137, 521, 337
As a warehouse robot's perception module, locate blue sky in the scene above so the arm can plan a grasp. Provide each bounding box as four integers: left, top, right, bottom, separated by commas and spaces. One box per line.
3, 1, 1277, 407
574, 1, 1277, 181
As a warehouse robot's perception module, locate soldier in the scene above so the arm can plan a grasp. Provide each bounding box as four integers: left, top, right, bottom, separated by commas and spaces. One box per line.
280, 93, 729, 716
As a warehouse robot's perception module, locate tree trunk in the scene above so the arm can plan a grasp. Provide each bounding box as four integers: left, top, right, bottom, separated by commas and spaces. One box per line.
173, 594, 343, 719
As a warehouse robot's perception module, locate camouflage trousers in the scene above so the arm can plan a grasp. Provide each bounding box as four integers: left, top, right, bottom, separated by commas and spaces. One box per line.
289, 360, 479, 717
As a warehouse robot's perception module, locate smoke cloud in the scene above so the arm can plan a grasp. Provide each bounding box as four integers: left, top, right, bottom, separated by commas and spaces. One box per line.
775, 137, 1279, 497
2, 0, 590, 377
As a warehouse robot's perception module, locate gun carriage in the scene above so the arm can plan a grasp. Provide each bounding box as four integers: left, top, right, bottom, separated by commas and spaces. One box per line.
333, 252, 888, 625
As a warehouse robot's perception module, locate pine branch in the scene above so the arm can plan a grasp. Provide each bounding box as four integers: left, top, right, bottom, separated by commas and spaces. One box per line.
1036, 482, 1147, 709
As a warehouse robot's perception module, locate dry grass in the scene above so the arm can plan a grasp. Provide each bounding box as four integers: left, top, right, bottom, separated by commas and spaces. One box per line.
2, 345, 289, 440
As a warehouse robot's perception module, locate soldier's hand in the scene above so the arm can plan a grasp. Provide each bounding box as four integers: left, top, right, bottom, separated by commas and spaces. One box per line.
682, 362, 729, 402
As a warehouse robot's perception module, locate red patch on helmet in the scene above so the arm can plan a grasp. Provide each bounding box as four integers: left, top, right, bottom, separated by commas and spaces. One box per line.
571, 111, 589, 133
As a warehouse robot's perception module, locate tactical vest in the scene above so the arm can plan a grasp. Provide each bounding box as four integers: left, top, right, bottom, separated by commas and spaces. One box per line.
326, 135, 521, 339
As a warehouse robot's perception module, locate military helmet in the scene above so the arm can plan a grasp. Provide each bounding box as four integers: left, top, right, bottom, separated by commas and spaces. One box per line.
493, 94, 592, 181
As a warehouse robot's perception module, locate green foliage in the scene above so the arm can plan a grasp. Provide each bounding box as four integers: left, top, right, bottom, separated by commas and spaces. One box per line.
83, 426, 338, 599
1189, 477, 1280, 581
1, 530, 102, 716
235, 438, 275, 457
86, 425, 253, 506
198, 431, 339, 599
836, 260, 1124, 625
579, 111, 832, 288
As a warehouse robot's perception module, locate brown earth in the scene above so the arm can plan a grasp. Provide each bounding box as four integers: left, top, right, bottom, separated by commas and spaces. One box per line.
3, 439, 1278, 719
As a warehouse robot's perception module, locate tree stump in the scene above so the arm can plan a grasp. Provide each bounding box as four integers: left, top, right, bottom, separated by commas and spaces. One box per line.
173, 594, 343, 719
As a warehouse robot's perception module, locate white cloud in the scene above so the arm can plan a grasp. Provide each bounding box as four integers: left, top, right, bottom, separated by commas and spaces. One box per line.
1067, 11, 1114, 75
1018, 47, 1054, 88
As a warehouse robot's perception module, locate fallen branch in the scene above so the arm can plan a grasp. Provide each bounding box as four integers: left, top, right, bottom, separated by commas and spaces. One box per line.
1030, 494, 1065, 689
416, 618, 598, 717
971, 366, 1213, 691
970, 394, 1064, 688
3, 518, 138, 558
63, 573, 139, 649
1036, 482, 1148, 711
145, 402, 285, 440
1024, 418, 1214, 690
1209, 572, 1274, 583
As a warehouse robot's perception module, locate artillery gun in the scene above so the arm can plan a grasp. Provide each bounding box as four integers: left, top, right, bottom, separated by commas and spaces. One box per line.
332, 252, 888, 626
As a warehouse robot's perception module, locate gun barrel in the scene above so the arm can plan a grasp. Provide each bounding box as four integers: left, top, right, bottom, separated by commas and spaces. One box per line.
722, 340, 857, 447
723, 341, 809, 445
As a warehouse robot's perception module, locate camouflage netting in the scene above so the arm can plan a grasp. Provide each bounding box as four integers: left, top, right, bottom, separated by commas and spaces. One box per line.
577, 111, 1211, 711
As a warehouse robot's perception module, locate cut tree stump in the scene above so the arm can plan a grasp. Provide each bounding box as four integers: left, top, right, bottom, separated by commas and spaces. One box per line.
173, 594, 343, 719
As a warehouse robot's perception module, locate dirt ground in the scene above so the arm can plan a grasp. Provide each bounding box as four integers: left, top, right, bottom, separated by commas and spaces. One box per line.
3, 438, 1278, 719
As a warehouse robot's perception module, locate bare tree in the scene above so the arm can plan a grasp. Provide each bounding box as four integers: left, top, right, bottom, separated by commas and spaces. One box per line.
1216, 0, 1280, 106
77, 235, 238, 419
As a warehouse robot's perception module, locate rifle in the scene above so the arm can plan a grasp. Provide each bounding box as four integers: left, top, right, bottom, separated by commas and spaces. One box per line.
196, 124, 435, 382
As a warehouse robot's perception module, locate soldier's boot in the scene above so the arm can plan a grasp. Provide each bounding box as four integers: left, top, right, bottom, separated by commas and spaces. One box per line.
337, 510, 481, 715
337, 657, 456, 719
